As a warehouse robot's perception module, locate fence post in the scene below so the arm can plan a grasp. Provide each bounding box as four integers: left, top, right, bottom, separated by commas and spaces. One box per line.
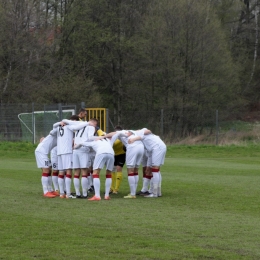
160, 109, 164, 138
81, 101, 85, 109
216, 110, 219, 145
106, 109, 110, 133
32, 103, 35, 144
58, 103, 62, 120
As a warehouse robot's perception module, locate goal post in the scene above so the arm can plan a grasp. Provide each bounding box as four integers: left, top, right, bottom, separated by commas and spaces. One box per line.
85, 108, 109, 133
18, 109, 75, 144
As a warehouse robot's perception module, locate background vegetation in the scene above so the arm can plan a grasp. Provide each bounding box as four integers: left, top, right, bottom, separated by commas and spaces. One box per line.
1, 0, 260, 134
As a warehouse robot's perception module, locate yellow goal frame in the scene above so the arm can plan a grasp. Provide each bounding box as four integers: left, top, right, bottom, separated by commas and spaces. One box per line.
84, 108, 109, 132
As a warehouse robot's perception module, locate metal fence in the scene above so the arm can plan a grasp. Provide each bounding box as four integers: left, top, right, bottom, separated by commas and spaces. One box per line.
0, 102, 257, 144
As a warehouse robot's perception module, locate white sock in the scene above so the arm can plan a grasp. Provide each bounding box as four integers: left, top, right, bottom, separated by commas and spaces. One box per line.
48, 175, 53, 192
63, 175, 66, 193
81, 176, 89, 197
134, 173, 139, 192
93, 177, 100, 198
152, 171, 160, 196
65, 175, 72, 196
149, 177, 153, 193
58, 176, 65, 195
52, 174, 59, 191
73, 176, 81, 196
105, 175, 112, 196
128, 174, 135, 196
142, 177, 149, 192
158, 172, 162, 196
41, 174, 49, 194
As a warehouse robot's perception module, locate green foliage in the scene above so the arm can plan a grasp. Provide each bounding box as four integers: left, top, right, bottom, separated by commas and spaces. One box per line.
0, 141, 36, 158
0, 0, 257, 132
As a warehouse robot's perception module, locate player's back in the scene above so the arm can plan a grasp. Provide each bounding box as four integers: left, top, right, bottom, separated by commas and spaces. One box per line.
84, 138, 114, 156
57, 125, 74, 155
35, 134, 57, 154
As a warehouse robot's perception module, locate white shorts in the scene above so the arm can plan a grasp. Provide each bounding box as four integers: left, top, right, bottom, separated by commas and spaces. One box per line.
142, 150, 148, 167
93, 153, 114, 171
73, 151, 91, 169
35, 151, 50, 168
89, 152, 95, 167
50, 152, 58, 170
149, 144, 166, 167
58, 154, 73, 170
126, 144, 144, 168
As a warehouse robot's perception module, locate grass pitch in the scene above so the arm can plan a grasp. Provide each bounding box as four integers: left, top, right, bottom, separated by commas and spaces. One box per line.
0, 143, 260, 259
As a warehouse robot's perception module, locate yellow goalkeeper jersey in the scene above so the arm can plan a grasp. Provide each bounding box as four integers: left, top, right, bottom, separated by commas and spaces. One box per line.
113, 139, 125, 156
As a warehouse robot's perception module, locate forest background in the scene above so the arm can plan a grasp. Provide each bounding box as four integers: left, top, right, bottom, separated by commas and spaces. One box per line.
1, 0, 260, 143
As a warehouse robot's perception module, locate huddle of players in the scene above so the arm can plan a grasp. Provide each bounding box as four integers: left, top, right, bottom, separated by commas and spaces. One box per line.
35, 109, 167, 200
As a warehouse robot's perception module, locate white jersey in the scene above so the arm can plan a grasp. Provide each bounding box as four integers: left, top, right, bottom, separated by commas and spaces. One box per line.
74, 125, 95, 153
111, 130, 144, 149
35, 129, 57, 154
111, 130, 144, 168
80, 138, 114, 157
53, 120, 89, 155
135, 128, 166, 152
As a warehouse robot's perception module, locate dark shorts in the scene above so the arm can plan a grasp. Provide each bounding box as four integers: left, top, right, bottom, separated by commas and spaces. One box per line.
114, 153, 126, 167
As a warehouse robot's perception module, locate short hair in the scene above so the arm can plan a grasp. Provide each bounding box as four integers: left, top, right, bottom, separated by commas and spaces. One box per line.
78, 108, 86, 114
89, 118, 98, 123
115, 125, 123, 130
70, 115, 80, 121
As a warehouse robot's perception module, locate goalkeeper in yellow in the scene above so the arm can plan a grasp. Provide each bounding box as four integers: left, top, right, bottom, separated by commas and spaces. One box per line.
110, 126, 126, 194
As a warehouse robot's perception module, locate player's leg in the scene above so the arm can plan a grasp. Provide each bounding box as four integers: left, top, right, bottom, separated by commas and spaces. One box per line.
81, 168, 89, 198
88, 169, 101, 201
60, 153, 74, 199
50, 148, 59, 194
35, 151, 55, 198
114, 165, 123, 193
65, 168, 74, 198
132, 146, 144, 194
51, 170, 59, 193
110, 165, 117, 193
42, 168, 55, 198
88, 154, 104, 200
58, 172, 66, 198
80, 152, 90, 198
114, 153, 125, 193
124, 167, 136, 198
133, 167, 139, 194
104, 154, 114, 199
73, 168, 81, 197
72, 151, 81, 197
87, 153, 95, 192
145, 145, 166, 198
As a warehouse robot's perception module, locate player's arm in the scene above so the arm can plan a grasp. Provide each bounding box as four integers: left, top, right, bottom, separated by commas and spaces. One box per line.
49, 128, 58, 136
110, 130, 128, 145
128, 136, 142, 144
84, 126, 96, 141
62, 119, 85, 125
141, 128, 152, 135
95, 131, 116, 140
110, 131, 121, 145
74, 140, 93, 149
69, 121, 90, 131
53, 121, 62, 128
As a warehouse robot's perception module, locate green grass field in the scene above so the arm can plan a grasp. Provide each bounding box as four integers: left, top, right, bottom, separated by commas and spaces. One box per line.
0, 142, 260, 260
